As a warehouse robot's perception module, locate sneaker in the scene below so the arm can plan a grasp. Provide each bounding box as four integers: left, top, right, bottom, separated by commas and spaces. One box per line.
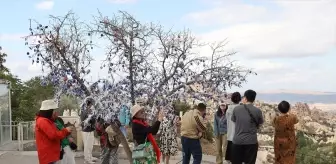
91, 157, 98, 161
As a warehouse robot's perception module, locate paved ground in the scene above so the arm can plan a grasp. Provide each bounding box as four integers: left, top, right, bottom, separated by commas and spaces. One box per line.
0, 151, 216, 164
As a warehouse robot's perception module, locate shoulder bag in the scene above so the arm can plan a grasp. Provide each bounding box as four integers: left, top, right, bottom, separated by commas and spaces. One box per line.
132, 139, 156, 164
243, 105, 260, 129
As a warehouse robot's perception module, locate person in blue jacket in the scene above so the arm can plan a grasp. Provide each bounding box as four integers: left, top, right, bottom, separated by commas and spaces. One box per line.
118, 104, 130, 137
214, 103, 228, 164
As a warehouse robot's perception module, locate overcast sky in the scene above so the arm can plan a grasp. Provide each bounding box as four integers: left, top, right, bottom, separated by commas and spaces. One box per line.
0, 0, 335, 93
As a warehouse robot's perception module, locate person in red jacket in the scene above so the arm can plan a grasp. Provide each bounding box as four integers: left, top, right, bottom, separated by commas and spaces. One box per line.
35, 99, 72, 164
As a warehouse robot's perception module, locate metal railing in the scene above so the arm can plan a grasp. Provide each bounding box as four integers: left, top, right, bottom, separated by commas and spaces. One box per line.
0, 121, 35, 151
17, 121, 35, 151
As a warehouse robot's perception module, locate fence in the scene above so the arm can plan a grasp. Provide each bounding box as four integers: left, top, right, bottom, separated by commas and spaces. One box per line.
0, 121, 35, 151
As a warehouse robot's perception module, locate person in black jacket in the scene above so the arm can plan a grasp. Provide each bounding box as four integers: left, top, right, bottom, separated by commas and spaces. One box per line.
131, 104, 163, 145
131, 104, 164, 163
80, 99, 97, 164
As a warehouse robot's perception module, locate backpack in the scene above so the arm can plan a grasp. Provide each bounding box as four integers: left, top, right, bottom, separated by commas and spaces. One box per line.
105, 126, 121, 147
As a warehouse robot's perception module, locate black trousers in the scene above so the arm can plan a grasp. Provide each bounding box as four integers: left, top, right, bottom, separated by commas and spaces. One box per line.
231, 143, 258, 164
225, 141, 233, 161
181, 136, 202, 164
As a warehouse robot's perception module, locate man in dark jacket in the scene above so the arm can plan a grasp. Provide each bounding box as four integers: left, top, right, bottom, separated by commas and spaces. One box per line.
81, 100, 97, 164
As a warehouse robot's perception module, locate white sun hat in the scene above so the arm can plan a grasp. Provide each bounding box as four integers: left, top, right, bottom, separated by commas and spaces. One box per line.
131, 104, 144, 118
40, 99, 59, 111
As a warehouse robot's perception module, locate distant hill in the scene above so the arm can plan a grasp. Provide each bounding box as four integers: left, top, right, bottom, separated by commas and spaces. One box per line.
257, 93, 336, 104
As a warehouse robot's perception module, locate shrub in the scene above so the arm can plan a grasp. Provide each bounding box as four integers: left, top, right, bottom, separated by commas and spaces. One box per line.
204, 122, 214, 143
173, 101, 191, 114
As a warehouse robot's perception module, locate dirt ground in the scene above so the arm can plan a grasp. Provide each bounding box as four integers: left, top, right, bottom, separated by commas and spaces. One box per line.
200, 139, 217, 156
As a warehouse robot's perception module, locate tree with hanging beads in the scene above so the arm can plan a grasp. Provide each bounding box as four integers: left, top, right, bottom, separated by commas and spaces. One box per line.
91, 11, 156, 105
144, 28, 257, 121
149, 27, 256, 102
24, 12, 94, 98
24, 11, 133, 162
91, 11, 256, 124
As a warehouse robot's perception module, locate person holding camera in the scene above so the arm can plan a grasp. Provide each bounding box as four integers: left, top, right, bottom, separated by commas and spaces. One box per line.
180, 103, 207, 164
131, 104, 163, 163
231, 90, 264, 164
80, 100, 98, 164
35, 99, 73, 164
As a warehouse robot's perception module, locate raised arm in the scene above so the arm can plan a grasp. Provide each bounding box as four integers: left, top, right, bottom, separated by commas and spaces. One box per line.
149, 121, 161, 135
231, 108, 236, 122
80, 109, 88, 122
258, 110, 264, 125
194, 115, 207, 132
37, 119, 70, 140
292, 114, 299, 124
132, 121, 161, 136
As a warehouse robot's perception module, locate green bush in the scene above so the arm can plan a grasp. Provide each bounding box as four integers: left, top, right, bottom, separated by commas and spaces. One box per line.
296, 131, 336, 164
204, 122, 214, 143
173, 101, 191, 114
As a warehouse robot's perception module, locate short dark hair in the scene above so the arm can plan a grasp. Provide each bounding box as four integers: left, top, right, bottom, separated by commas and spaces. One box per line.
231, 92, 242, 104
278, 101, 290, 113
244, 90, 257, 103
197, 103, 206, 112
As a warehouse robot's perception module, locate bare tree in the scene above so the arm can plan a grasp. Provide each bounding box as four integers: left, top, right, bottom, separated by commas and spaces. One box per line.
24, 11, 132, 162
24, 11, 93, 97
90, 11, 156, 105
147, 27, 256, 104
92, 11, 256, 107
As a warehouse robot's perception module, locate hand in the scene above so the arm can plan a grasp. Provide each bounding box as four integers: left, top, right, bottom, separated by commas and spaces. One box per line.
66, 126, 73, 132
158, 111, 164, 122
69, 137, 74, 143
198, 132, 203, 137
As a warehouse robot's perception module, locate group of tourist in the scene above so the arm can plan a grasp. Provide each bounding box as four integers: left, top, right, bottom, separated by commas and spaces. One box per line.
211, 90, 263, 164
34, 89, 299, 164
212, 90, 298, 164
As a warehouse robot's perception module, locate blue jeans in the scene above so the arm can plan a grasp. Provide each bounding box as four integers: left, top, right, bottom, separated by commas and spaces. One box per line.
181, 136, 202, 164
120, 126, 127, 138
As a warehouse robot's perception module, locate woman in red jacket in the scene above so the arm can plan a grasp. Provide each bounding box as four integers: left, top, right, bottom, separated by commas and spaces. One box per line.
35, 99, 72, 164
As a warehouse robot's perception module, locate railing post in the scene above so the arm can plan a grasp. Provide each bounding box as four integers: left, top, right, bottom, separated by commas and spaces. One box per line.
8, 82, 12, 143
18, 123, 23, 151
17, 123, 20, 151
0, 111, 2, 145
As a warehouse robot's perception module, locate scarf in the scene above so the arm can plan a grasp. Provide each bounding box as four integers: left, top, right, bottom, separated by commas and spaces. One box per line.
132, 119, 161, 163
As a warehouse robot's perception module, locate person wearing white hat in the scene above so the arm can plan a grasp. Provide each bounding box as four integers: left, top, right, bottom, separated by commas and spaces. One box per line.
131, 104, 164, 163
35, 99, 73, 164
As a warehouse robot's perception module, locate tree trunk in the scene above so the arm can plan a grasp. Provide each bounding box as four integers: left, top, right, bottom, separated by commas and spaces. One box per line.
129, 34, 135, 105
110, 123, 132, 163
